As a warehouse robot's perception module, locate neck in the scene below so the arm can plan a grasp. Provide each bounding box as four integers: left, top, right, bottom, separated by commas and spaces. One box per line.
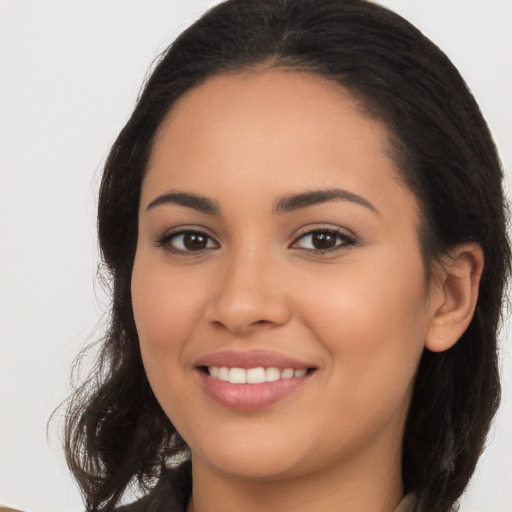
186, 446, 404, 512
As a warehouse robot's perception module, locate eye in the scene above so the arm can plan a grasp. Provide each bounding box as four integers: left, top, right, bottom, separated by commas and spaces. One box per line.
155, 229, 219, 255
292, 228, 356, 253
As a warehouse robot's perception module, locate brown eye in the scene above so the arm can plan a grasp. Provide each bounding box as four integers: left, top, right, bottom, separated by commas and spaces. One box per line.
183, 233, 209, 251
156, 230, 219, 254
293, 229, 356, 253
311, 232, 337, 250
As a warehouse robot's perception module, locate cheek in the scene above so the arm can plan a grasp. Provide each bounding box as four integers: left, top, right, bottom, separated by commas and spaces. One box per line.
131, 254, 203, 375
294, 250, 429, 402
131, 254, 209, 422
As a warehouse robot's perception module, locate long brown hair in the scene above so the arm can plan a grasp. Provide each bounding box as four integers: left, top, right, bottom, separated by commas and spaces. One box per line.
64, 1, 510, 510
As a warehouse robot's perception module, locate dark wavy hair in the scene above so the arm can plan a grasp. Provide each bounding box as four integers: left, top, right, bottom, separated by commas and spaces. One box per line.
64, 1, 510, 511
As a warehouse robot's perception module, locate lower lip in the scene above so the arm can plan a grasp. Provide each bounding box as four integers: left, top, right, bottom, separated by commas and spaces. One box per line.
197, 370, 312, 411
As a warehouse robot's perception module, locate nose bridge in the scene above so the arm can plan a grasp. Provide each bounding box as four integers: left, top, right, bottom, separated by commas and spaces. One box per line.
206, 241, 290, 333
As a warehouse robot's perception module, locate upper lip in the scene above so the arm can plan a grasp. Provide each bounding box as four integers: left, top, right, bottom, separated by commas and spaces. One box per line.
194, 349, 312, 370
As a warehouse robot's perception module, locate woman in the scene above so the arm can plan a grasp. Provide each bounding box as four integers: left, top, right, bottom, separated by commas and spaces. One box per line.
64, 1, 510, 511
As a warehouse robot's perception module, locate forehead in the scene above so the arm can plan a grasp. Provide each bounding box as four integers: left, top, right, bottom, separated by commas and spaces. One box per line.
143, 68, 417, 222
150, 69, 388, 163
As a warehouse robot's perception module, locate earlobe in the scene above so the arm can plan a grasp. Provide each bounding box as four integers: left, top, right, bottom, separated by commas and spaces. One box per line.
425, 243, 484, 353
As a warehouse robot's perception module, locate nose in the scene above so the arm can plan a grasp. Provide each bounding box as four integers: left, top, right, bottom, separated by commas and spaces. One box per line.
204, 248, 292, 335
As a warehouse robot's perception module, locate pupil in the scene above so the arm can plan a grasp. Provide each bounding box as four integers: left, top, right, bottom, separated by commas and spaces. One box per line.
184, 233, 207, 250
312, 232, 336, 250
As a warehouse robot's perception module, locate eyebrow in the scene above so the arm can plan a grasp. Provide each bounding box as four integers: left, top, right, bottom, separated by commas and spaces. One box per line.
146, 192, 221, 214
146, 188, 378, 216
274, 189, 379, 215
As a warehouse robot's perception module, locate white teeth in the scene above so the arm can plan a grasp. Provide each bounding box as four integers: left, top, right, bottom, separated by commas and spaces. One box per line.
228, 367, 246, 384
265, 367, 281, 382
246, 367, 266, 384
218, 366, 229, 382
208, 366, 308, 383
281, 368, 294, 379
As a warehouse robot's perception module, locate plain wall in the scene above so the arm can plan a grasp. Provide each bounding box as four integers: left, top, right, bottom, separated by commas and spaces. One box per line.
0, 1, 510, 511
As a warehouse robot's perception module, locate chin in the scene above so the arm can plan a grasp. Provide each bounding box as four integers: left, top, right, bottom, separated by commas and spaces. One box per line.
188, 430, 311, 481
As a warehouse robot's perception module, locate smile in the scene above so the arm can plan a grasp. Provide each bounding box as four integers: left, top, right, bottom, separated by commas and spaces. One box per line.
194, 350, 316, 411
208, 366, 308, 384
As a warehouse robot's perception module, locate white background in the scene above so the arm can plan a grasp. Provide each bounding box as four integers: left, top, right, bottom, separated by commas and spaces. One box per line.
0, 1, 510, 511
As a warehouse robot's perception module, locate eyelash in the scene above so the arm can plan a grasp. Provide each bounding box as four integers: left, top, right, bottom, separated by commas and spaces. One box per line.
290, 227, 357, 254
154, 226, 357, 256
155, 229, 219, 255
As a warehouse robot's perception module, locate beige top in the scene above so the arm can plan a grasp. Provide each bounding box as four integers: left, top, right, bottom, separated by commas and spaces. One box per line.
394, 494, 417, 512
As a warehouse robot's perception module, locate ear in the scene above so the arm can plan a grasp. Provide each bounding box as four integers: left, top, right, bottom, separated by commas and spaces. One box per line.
426, 243, 484, 353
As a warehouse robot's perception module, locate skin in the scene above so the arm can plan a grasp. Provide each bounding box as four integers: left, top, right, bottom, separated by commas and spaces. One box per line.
131, 69, 483, 512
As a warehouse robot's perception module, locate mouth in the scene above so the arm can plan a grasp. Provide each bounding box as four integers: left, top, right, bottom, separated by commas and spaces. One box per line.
202, 366, 309, 384
194, 350, 317, 411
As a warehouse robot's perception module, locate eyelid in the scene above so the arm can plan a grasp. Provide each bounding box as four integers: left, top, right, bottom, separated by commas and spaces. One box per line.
154, 226, 220, 255
154, 224, 357, 256
290, 225, 357, 253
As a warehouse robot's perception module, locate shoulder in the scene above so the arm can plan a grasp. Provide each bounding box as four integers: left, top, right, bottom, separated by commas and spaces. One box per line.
116, 461, 192, 512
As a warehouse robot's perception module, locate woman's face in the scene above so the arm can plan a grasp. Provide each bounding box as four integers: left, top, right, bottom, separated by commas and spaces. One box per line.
132, 69, 439, 482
